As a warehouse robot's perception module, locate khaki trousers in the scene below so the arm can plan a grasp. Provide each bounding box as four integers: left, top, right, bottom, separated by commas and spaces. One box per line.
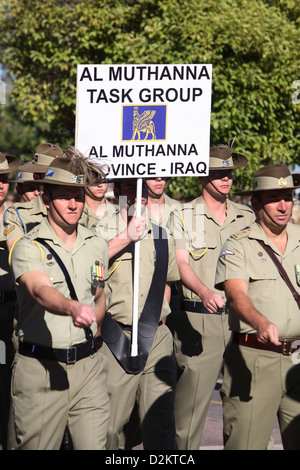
102, 323, 177, 450
173, 310, 230, 450
222, 341, 300, 450
8, 350, 110, 450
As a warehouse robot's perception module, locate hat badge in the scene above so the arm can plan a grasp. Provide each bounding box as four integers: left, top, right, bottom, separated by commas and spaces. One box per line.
278, 177, 287, 187
72, 175, 84, 184
222, 160, 230, 167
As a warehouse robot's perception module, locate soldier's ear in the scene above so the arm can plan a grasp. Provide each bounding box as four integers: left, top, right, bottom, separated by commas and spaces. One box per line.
251, 194, 261, 213
41, 191, 50, 209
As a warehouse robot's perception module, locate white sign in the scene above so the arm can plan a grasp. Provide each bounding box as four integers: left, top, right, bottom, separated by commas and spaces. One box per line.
75, 64, 212, 178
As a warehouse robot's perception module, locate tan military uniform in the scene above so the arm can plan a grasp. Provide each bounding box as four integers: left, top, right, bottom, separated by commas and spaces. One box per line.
0, 202, 17, 449
1, 195, 47, 242
102, 211, 179, 449
8, 218, 110, 450
80, 199, 119, 239
215, 221, 300, 449
173, 195, 255, 449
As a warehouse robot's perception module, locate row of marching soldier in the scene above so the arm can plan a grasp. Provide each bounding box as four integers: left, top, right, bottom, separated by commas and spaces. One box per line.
0, 142, 300, 450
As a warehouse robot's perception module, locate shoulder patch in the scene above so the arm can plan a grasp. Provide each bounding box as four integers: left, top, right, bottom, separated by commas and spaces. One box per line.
220, 249, 235, 259
231, 226, 251, 240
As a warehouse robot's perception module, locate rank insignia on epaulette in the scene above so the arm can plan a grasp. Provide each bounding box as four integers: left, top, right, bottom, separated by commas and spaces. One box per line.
4, 225, 15, 235
91, 262, 105, 288
232, 226, 251, 239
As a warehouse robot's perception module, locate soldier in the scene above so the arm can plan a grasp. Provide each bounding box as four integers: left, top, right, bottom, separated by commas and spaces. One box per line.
80, 169, 119, 239
12, 170, 42, 203
0, 151, 20, 450
7, 153, 110, 450
1, 143, 63, 250
100, 178, 180, 450
215, 163, 300, 450
145, 177, 181, 229
173, 144, 255, 450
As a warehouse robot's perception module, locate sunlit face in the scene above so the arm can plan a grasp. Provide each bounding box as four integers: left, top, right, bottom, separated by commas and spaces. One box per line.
85, 182, 108, 200
0, 173, 9, 205
253, 189, 293, 228
43, 185, 85, 229
145, 177, 166, 199
203, 169, 233, 197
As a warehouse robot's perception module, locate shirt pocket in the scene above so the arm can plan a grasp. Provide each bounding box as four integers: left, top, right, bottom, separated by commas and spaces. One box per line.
44, 261, 66, 289
248, 260, 279, 282
189, 236, 217, 261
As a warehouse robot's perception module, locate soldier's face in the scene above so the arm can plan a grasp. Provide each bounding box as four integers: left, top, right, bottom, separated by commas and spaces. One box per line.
44, 185, 85, 228
253, 189, 293, 228
85, 183, 108, 200
0, 174, 9, 204
18, 182, 42, 202
145, 177, 166, 199
202, 170, 233, 197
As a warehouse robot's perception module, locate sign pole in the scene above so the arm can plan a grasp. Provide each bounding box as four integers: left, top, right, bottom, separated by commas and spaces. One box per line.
131, 177, 142, 356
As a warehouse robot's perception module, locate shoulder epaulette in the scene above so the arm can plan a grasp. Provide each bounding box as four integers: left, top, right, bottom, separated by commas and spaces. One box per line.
8, 236, 44, 265
231, 226, 251, 239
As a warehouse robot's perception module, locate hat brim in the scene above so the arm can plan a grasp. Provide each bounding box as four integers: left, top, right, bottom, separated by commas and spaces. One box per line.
17, 161, 48, 173
42, 179, 86, 187
210, 153, 248, 170
234, 183, 300, 196
0, 155, 20, 174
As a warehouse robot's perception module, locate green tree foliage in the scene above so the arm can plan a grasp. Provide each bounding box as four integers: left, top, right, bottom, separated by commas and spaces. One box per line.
0, 0, 299, 197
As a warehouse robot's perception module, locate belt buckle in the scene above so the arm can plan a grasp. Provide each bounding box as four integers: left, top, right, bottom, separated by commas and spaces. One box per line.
67, 346, 77, 364
282, 338, 292, 355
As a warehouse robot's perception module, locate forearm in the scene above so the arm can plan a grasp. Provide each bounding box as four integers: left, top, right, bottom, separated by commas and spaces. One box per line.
178, 260, 210, 299
108, 230, 131, 258
94, 288, 106, 336
28, 283, 76, 317
224, 279, 280, 345
226, 288, 265, 331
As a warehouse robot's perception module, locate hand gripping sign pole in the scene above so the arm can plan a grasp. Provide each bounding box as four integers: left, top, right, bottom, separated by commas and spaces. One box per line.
131, 177, 142, 356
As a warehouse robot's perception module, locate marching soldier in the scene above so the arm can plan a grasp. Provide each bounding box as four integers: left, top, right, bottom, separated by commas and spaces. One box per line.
101, 178, 179, 450
7, 152, 110, 450
215, 164, 300, 450
1, 143, 63, 250
173, 144, 255, 449
0, 151, 20, 450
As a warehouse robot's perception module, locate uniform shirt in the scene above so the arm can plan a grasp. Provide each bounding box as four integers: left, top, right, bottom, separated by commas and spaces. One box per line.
1, 195, 47, 242
147, 194, 182, 232
0, 202, 16, 337
10, 218, 109, 348
215, 221, 300, 338
105, 218, 179, 325
80, 200, 120, 240
174, 196, 255, 302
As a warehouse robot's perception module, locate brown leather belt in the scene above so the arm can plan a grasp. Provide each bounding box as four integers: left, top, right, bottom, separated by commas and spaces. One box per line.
232, 332, 300, 356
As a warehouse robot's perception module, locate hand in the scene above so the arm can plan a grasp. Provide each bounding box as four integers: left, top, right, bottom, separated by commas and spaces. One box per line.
201, 289, 225, 313
127, 215, 147, 242
70, 302, 96, 329
256, 319, 281, 346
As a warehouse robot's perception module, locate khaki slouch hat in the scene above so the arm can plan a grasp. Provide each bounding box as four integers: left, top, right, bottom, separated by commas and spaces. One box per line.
209, 144, 248, 170
234, 164, 300, 196
0, 152, 20, 174
18, 143, 64, 173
